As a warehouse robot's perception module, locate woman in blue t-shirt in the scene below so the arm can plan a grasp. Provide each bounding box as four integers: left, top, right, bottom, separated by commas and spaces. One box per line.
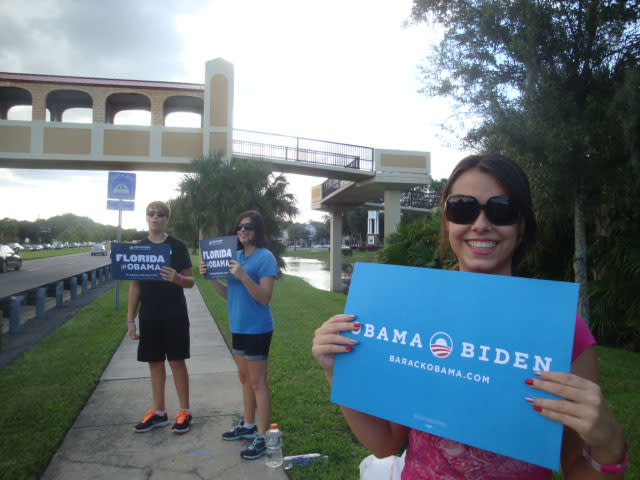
200, 210, 278, 461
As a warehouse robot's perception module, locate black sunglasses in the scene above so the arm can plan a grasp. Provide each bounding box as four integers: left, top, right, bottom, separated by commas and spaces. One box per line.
236, 222, 256, 232
445, 195, 519, 226
147, 210, 167, 218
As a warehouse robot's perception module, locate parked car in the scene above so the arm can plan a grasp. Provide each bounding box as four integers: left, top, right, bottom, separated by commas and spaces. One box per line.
0, 245, 22, 272
8, 242, 23, 252
90, 244, 107, 256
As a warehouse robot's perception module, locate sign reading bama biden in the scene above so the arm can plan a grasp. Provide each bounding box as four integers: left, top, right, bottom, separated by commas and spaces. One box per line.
111, 243, 171, 281
331, 263, 579, 470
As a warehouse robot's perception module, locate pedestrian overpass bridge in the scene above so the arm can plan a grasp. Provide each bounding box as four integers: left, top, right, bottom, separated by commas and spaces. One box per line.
0, 58, 434, 291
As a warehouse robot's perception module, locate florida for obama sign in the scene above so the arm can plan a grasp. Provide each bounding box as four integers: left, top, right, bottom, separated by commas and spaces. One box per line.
330, 263, 579, 470
200, 236, 237, 279
111, 243, 171, 281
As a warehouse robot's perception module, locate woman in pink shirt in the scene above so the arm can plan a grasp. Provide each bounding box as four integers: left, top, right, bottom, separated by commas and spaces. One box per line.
312, 153, 628, 479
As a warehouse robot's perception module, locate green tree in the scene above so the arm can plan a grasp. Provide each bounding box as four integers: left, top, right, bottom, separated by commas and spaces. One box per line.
287, 222, 310, 248
176, 154, 299, 267
411, 0, 640, 327
377, 211, 444, 267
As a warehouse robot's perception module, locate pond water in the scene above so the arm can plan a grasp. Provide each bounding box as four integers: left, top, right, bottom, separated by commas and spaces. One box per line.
282, 256, 351, 293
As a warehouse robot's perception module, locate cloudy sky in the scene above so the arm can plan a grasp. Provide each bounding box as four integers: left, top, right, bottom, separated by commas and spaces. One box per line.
1, 0, 471, 231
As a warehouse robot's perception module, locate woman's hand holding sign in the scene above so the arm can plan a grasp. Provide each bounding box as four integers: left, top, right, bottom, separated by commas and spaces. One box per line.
311, 314, 360, 382
526, 367, 628, 475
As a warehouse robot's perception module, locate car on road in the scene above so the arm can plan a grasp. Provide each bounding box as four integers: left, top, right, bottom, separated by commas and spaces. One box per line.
0, 245, 22, 272
8, 242, 23, 252
90, 244, 107, 256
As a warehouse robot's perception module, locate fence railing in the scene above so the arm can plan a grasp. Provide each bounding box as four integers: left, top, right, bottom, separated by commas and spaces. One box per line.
232, 129, 374, 172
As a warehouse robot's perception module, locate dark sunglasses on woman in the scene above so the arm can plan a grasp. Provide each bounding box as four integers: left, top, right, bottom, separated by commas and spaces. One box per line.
236, 222, 256, 232
445, 195, 519, 226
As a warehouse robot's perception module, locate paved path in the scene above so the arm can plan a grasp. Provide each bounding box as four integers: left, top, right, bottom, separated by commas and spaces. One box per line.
41, 287, 287, 480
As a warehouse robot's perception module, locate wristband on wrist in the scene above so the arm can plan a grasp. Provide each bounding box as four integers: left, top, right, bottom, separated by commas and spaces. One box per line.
582, 444, 629, 474
127, 320, 135, 325
178, 273, 184, 285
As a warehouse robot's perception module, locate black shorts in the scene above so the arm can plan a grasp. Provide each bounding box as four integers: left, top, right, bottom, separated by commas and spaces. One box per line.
137, 314, 190, 362
231, 332, 273, 360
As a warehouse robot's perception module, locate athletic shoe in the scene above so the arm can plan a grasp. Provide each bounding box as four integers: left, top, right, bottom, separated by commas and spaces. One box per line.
134, 409, 169, 433
240, 435, 267, 460
172, 410, 192, 434
222, 420, 257, 441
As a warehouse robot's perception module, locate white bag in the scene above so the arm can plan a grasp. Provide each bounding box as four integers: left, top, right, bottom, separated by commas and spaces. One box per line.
359, 450, 406, 480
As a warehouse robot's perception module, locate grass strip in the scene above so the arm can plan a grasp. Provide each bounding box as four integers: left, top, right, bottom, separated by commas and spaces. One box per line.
20, 247, 92, 260
282, 248, 380, 265
194, 258, 639, 480
0, 283, 127, 480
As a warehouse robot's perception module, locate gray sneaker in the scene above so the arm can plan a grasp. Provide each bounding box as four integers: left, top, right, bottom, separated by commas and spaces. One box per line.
222, 420, 257, 441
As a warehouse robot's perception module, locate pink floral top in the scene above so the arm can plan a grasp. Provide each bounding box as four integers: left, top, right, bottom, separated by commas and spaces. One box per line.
401, 316, 596, 480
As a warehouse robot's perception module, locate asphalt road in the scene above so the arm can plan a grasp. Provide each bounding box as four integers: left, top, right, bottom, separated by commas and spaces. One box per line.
0, 252, 111, 298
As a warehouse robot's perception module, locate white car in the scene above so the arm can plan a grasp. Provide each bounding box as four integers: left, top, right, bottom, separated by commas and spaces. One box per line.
90, 244, 107, 256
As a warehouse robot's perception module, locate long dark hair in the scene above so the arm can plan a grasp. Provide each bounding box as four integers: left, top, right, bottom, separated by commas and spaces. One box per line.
439, 153, 537, 274
233, 210, 268, 250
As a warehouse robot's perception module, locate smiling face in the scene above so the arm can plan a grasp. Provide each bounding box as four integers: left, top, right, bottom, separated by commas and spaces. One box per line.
236, 217, 256, 247
446, 168, 523, 276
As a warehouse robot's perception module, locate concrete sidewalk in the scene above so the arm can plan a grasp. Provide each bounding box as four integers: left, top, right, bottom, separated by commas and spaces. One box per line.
41, 287, 287, 480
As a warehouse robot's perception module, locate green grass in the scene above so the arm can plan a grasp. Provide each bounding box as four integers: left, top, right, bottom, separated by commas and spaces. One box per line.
20, 247, 92, 260
0, 283, 126, 480
194, 257, 640, 480
283, 248, 380, 265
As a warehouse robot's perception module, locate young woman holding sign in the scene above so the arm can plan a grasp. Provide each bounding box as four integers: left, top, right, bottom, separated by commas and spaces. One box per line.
312, 154, 628, 479
200, 210, 278, 460
127, 201, 195, 434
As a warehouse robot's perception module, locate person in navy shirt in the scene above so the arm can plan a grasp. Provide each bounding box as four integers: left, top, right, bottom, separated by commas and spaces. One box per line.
200, 210, 278, 460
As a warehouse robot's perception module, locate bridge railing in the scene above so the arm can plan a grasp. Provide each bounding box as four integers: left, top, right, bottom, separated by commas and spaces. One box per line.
232, 129, 374, 172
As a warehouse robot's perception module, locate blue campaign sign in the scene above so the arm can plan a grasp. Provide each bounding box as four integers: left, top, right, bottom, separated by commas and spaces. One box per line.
331, 263, 579, 470
108, 172, 136, 200
107, 199, 135, 211
110, 243, 171, 281
200, 236, 237, 279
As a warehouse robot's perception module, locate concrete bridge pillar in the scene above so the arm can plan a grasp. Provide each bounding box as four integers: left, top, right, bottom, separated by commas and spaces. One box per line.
383, 190, 402, 237
329, 211, 343, 293
204, 58, 234, 161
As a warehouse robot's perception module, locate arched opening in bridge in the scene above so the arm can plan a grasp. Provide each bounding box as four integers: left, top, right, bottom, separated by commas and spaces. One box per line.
0, 86, 32, 120
163, 95, 203, 127
46, 90, 93, 123
106, 92, 151, 125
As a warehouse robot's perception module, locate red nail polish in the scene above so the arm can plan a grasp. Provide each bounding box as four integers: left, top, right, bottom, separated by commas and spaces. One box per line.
534, 406, 542, 412
345, 346, 353, 351
353, 322, 361, 328
525, 379, 534, 385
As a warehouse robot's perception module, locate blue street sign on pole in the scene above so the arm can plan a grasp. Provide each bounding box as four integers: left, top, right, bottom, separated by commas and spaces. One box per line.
107, 199, 135, 211
107, 172, 136, 200
107, 171, 136, 311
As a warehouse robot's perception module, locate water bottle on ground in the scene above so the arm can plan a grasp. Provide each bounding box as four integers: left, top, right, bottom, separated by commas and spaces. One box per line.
265, 423, 283, 468
283, 453, 329, 470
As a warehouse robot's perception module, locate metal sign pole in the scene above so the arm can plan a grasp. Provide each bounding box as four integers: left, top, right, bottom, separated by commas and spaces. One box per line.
115, 209, 122, 310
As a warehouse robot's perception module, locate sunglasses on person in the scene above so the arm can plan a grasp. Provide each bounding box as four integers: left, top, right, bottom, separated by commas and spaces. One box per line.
236, 222, 256, 232
147, 210, 167, 218
445, 194, 520, 225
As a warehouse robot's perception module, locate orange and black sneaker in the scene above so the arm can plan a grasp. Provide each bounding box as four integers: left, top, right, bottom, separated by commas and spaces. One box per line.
172, 410, 192, 434
134, 409, 169, 433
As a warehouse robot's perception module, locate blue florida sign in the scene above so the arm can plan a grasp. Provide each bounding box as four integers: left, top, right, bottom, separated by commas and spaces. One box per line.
111, 243, 171, 281
330, 263, 579, 470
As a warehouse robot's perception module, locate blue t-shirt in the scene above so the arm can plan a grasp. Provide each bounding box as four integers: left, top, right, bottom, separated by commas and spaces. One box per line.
227, 248, 278, 334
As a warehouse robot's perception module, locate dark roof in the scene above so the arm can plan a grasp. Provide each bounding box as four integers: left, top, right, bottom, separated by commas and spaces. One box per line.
0, 72, 204, 91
